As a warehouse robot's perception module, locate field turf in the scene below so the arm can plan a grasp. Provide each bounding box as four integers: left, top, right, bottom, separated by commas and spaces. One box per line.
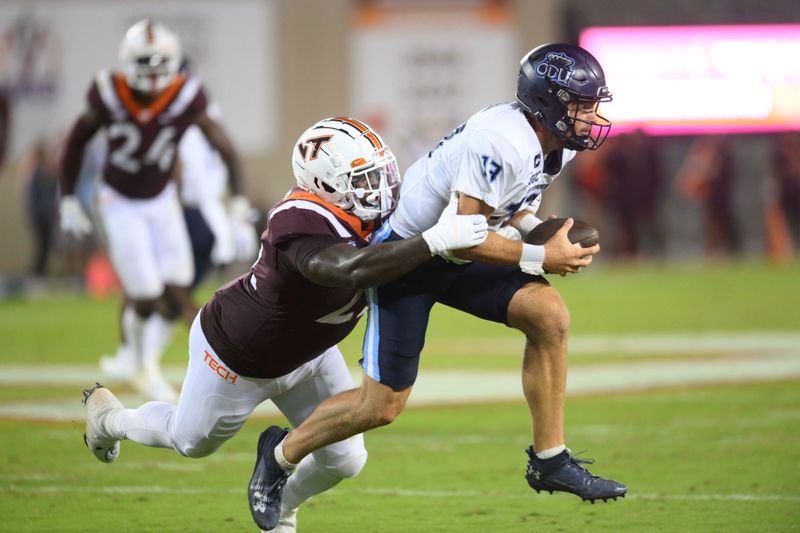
1, 261, 798, 532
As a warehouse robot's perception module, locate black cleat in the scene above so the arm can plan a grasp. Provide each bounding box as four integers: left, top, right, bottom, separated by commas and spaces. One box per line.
248, 426, 291, 531
525, 447, 627, 502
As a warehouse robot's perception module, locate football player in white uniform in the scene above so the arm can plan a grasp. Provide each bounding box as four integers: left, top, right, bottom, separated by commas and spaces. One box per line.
256, 44, 627, 520
60, 20, 251, 402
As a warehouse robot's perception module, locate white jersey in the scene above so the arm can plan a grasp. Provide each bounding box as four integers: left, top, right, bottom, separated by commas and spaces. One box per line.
390, 102, 575, 237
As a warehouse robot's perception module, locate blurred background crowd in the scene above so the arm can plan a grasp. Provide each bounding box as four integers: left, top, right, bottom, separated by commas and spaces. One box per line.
0, 0, 798, 298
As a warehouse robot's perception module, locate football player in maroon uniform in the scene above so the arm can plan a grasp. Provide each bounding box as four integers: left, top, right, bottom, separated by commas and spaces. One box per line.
59, 20, 250, 401
81, 117, 488, 532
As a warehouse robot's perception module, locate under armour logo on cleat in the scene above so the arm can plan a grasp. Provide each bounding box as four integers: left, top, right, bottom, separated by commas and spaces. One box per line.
526, 464, 541, 480
252, 491, 268, 513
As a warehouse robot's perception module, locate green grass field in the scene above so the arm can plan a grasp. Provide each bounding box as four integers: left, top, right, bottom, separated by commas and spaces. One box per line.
1, 261, 799, 532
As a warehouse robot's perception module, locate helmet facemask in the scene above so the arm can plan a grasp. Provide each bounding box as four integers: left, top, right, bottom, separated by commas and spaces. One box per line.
346, 153, 401, 221
554, 89, 612, 151
127, 52, 179, 95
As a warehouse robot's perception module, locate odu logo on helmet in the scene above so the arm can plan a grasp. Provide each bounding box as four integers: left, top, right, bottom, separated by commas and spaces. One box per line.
535, 52, 575, 86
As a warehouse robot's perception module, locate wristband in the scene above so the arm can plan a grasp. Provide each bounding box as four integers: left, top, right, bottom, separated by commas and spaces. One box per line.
519, 243, 545, 275
516, 213, 543, 238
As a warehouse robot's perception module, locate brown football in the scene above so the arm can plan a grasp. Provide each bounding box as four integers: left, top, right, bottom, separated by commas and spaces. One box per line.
524, 218, 600, 248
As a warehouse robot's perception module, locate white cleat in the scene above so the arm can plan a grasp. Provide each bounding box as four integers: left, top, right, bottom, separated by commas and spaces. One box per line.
265, 506, 297, 533
82, 383, 124, 463
132, 367, 178, 403
99, 346, 135, 381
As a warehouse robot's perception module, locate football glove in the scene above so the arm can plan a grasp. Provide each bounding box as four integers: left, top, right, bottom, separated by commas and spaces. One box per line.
422, 212, 488, 255
59, 195, 93, 238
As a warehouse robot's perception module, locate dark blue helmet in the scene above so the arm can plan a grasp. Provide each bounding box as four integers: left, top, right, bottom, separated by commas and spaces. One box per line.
516, 43, 612, 151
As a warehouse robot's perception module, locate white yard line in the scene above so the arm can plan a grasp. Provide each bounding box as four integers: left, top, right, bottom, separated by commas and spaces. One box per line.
0, 332, 798, 422
4, 484, 799, 503
0, 352, 798, 422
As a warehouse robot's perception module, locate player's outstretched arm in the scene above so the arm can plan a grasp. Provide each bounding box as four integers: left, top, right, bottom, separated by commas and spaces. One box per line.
305, 213, 488, 289
60, 109, 101, 196
59, 110, 101, 238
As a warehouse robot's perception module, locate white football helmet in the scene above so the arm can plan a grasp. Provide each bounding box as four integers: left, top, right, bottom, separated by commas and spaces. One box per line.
292, 117, 401, 222
119, 19, 182, 95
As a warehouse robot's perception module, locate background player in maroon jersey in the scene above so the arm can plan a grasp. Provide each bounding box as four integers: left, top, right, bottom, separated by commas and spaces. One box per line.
81, 117, 488, 532
59, 20, 250, 402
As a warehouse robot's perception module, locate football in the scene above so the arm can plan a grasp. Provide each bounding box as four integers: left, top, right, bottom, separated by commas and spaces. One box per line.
524, 218, 600, 248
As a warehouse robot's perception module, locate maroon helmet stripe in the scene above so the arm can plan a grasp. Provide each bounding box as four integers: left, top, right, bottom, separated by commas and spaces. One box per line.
145, 20, 154, 44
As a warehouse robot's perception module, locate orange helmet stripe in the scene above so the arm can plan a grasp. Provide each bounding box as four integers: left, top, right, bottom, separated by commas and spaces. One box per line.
330, 117, 383, 150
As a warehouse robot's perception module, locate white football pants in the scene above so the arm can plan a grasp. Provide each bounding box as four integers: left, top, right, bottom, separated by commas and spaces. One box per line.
109, 313, 367, 508
96, 182, 194, 299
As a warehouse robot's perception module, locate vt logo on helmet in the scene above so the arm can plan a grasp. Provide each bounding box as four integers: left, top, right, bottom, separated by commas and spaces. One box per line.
291, 117, 401, 222
517, 43, 612, 151
296, 135, 333, 162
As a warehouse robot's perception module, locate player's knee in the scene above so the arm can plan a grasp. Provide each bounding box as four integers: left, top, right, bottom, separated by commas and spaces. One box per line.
358, 378, 410, 428
371, 398, 405, 427
324, 446, 368, 479
157, 289, 184, 321
512, 286, 570, 342
131, 298, 157, 318
173, 435, 220, 459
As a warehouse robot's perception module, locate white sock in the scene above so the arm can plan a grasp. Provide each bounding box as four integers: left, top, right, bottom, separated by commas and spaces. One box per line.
142, 313, 177, 367
536, 444, 566, 460
274, 438, 297, 472
281, 455, 340, 510
113, 342, 132, 361
122, 306, 146, 369
108, 401, 176, 448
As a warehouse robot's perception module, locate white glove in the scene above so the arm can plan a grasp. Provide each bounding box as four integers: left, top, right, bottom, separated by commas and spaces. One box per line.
59, 195, 93, 238
229, 195, 254, 224
232, 220, 259, 262
421, 212, 488, 255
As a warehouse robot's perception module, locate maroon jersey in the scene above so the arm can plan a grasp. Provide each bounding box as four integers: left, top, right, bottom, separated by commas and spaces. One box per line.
87, 69, 208, 198
200, 188, 376, 378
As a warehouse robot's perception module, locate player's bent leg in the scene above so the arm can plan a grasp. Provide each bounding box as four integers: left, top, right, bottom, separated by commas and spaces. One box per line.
508, 283, 627, 502
108, 316, 277, 458
252, 374, 409, 531
169, 316, 275, 458
253, 347, 368, 531
282, 374, 411, 465
269, 347, 369, 528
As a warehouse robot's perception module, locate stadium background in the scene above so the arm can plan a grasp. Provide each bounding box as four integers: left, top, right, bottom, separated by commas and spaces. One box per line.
0, 1, 798, 532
